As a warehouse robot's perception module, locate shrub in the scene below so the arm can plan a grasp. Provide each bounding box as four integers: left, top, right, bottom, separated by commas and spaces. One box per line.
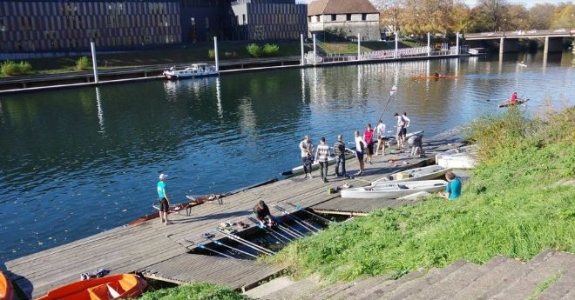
1, 60, 33, 76
246, 43, 262, 58
208, 49, 215, 59
262, 43, 280, 56
75, 56, 91, 71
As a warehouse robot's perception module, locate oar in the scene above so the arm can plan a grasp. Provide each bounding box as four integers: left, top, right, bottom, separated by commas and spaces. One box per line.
486, 98, 506, 102
217, 228, 276, 256
274, 205, 321, 233
209, 239, 258, 259
287, 202, 333, 224
248, 216, 294, 243
196, 243, 235, 259
377, 84, 398, 123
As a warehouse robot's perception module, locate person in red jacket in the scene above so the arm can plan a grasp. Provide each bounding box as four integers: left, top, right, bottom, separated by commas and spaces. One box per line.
510, 92, 518, 104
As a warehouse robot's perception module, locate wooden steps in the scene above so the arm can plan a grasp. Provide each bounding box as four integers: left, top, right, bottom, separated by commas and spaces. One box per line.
244, 250, 575, 300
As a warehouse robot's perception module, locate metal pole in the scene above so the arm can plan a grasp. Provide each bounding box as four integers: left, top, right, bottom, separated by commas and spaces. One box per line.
313, 33, 317, 65
455, 33, 460, 55
300, 34, 304, 66
357, 33, 361, 61
90, 41, 99, 84
213, 36, 219, 72
427, 32, 431, 56
394, 32, 398, 58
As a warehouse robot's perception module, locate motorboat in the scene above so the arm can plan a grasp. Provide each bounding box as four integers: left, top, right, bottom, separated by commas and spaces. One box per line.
163, 63, 218, 80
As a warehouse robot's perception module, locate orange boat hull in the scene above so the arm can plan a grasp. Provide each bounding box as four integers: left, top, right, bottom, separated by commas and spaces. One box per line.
36, 274, 147, 300
411, 75, 462, 80
0, 270, 14, 300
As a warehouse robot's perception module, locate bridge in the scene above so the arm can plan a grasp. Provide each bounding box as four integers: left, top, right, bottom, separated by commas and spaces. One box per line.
464, 29, 575, 54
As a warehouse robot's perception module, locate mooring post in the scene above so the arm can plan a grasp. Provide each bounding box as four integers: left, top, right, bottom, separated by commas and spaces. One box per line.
300, 34, 304, 66
394, 31, 399, 58
90, 41, 99, 84
213, 36, 219, 72
357, 33, 361, 61
313, 33, 317, 66
427, 32, 431, 56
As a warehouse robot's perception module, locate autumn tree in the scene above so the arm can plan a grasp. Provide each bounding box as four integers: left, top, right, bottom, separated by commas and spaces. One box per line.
529, 4, 556, 30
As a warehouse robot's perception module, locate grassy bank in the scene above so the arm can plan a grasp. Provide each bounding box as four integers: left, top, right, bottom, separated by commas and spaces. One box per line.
140, 282, 249, 300
269, 107, 575, 282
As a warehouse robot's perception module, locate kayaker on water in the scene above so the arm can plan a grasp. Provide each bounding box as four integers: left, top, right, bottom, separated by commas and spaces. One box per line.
510, 92, 518, 105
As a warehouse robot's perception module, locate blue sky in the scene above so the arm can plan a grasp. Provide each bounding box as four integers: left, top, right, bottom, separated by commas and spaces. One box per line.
464, 0, 573, 8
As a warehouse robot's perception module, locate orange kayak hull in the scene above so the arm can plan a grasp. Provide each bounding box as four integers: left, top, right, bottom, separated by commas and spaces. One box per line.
0, 270, 14, 300
36, 274, 147, 300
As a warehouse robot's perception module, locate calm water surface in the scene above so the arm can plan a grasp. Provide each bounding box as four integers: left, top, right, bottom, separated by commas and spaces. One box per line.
1, 52, 574, 264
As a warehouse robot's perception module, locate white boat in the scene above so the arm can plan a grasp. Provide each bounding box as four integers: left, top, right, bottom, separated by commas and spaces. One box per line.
380, 130, 424, 147
163, 63, 218, 80
281, 148, 356, 176
371, 165, 450, 186
340, 180, 448, 199
436, 146, 477, 169
468, 48, 486, 56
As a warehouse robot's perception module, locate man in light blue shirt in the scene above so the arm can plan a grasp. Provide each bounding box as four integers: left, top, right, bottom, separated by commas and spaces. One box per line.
157, 173, 171, 224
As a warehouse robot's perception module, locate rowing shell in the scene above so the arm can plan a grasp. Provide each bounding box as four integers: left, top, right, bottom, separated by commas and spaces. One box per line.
498, 98, 529, 108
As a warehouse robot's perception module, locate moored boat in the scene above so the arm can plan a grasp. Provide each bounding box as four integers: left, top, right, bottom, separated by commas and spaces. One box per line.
371, 165, 449, 186
36, 274, 147, 300
163, 63, 218, 80
411, 75, 462, 80
436, 151, 477, 169
340, 180, 447, 199
0, 270, 14, 300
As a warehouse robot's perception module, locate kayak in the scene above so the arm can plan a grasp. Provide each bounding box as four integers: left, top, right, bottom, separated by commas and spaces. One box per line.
36, 274, 147, 300
0, 270, 14, 300
371, 165, 449, 186
498, 98, 529, 108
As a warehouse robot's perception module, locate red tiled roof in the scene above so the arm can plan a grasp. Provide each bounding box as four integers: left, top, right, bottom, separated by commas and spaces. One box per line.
308, 0, 379, 16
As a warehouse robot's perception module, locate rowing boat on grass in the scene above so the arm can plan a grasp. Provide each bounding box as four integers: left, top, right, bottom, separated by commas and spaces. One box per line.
340, 180, 447, 199
0, 270, 14, 300
281, 148, 356, 176
36, 274, 147, 300
498, 98, 529, 108
371, 165, 449, 186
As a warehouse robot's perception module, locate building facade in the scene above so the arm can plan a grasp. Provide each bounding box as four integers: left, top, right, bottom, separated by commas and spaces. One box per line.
0, 0, 308, 56
0, 0, 181, 53
230, 0, 307, 41
307, 0, 380, 41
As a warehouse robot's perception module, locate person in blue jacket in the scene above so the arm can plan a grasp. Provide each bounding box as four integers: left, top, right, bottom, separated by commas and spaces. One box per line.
440, 171, 461, 200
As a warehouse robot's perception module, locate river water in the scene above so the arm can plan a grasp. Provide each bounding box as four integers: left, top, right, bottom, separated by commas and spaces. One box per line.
1, 51, 574, 264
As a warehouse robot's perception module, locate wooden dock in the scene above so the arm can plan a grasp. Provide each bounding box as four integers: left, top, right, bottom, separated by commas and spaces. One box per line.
6, 135, 463, 299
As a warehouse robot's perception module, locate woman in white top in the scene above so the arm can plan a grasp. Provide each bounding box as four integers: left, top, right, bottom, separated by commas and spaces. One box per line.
354, 130, 366, 175
375, 119, 386, 155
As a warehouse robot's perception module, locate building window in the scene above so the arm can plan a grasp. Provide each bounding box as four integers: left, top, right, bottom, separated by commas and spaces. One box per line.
0, 17, 6, 31
362, 13, 367, 21
205, 17, 209, 29
346, 14, 351, 21
242, 14, 246, 25
331, 14, 336, 21
308, 16, 311, 23
190, 17, 195, 26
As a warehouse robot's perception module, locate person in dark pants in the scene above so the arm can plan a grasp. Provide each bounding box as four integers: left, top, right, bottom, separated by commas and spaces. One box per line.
299, 135, 314, 179
157, 173, 171, 225
333, 134, 347, 177
254, 200, 275, 227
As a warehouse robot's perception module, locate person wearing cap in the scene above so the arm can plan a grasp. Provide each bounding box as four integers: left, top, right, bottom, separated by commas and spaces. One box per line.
157, 173, 171, 225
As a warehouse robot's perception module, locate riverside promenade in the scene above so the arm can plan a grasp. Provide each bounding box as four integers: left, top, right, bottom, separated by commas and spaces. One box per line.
5, 134, 463, 299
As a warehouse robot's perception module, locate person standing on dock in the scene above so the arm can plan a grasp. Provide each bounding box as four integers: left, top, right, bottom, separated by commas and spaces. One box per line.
394, 113, 407, 150
354, 130, 366, 176
314, 137, 331, 183
363, 124, 375, 164
402, 112, 411, 140
299, 135, 314, 179
375, 120, 386, 155
157, 173, 171, 225
333, 134, 347, 178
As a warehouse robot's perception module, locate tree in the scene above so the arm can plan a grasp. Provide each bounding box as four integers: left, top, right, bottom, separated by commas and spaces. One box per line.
550, 3, 575, 29
506, 4, 530, 31
474, 0, 510, 32
450, 2, 472, 34
529, 4, 555, 30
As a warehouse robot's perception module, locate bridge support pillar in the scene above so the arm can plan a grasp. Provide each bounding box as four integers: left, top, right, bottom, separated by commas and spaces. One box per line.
543, 36, 564, 54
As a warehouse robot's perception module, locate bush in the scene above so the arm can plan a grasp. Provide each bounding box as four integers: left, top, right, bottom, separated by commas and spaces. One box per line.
1, 60, 33, 76
262, 43, 280, 56
75, 56, 91, 71
246, 43, 262, 58
208, 49, 215, 59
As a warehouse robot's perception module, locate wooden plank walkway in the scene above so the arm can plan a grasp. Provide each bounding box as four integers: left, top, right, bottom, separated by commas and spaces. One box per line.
6, 134, 463, 299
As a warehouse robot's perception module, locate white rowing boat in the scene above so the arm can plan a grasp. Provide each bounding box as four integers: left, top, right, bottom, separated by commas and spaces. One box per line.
340, 180, 447, 199
436, 146, 477, 169
281, 148, 356, 176
384, 130, 424, 147
371, 165, 449, 186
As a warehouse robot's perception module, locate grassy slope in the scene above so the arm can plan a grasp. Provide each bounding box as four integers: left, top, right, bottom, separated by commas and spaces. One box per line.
270, 107, 575, 282
139, 282, 250, 300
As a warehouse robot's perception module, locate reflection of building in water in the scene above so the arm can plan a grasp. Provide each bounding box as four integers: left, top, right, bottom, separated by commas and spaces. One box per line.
238, 97, 257, 137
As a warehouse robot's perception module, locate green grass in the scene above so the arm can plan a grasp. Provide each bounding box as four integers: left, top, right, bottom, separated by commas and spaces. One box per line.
527, 272, 562, 300
140, 282, 250, 300
270, 107, 575, 282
